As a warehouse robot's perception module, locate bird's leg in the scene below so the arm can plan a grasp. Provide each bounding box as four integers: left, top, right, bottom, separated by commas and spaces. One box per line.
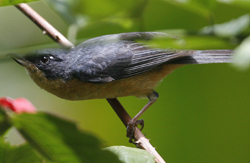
127, 91, 159, 143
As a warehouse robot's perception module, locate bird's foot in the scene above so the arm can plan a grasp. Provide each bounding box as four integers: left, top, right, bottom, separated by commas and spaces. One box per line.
126, 119, 144, 143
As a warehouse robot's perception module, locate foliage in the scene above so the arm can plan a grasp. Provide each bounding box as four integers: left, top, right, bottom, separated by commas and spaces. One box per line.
0, 0, 250, 163
1, 0, 250, 68
0, 0, 38, 6
105, 146, 155, 163
0, 106, 155, 162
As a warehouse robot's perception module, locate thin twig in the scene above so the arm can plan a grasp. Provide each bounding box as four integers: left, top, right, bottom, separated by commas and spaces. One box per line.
15, 3, 74, 48
107, 99, 166, 163
15, 3, 165, 163
106, 98, 131, 126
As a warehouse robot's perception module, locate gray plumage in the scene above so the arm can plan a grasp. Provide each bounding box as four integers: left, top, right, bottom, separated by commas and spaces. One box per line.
23, 32, 233, 83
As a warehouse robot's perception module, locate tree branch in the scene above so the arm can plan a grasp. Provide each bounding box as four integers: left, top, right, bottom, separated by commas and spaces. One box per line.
106, 99, 166, 163
15, 3, 74, 48
15, 3, 165, 163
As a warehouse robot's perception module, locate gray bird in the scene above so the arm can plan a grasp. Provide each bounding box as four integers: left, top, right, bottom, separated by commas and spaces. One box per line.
11, 32, 233, 141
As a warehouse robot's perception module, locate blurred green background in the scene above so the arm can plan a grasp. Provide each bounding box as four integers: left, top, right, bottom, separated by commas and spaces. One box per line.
0, 0, 250, 162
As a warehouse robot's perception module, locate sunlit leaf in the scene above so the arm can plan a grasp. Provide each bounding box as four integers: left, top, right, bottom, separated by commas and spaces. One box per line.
200, 14, 250, 37
218, 0, 250, 10
0, 0, 38, 6
137, 33, 234, 50
233, 36, 250, 70
105, 146, 155, 163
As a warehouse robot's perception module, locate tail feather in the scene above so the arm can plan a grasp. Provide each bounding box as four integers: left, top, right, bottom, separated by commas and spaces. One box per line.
170, 50, 233, 64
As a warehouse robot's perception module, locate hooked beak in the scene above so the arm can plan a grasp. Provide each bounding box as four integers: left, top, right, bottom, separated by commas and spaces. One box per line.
9, 54, 30, 67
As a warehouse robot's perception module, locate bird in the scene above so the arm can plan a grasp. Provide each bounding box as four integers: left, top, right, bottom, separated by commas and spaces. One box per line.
11, 32, 233, 142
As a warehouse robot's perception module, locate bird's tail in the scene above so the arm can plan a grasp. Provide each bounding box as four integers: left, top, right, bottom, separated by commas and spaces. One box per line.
170, 50, 233, 64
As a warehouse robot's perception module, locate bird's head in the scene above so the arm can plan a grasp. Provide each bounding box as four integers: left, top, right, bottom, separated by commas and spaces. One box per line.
10, 48, 70, 81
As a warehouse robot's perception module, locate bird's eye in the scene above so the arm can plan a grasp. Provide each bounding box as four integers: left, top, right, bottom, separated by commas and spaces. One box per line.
40, 56, 50, 64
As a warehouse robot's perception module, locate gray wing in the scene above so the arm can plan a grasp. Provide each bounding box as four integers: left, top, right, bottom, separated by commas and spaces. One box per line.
70, 32, 190, 83
70, 32, 232, 83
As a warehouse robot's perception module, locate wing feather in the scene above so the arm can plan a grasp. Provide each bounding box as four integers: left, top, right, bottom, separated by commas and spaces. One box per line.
70, 32, 191, 83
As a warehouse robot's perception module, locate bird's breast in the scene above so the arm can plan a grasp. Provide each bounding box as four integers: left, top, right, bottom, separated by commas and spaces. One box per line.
26, 64, 183, 100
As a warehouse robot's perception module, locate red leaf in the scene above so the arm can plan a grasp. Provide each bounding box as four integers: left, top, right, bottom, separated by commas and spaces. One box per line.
0, 97, 37, 114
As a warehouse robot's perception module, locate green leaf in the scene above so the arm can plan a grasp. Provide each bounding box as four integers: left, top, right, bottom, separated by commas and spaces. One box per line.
233, 36, 250, 70
105, 146, 155, 163
0, 0, 39, 6
0, 108, 11, 136
200, 14, 250, 38
0, 138, 41, 163
10, 112, 121, 163
76, 0, 136, 20
219, 0, 250, 10
43, 0, 81, 25
164, 0, 216, 18
137, 33, 234, 50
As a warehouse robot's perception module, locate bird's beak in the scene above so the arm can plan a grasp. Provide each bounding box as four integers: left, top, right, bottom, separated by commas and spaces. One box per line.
9, 54, 30, 67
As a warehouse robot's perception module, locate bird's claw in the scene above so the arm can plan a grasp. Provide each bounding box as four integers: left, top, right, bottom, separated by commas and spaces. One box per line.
126, 119, 144, 143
